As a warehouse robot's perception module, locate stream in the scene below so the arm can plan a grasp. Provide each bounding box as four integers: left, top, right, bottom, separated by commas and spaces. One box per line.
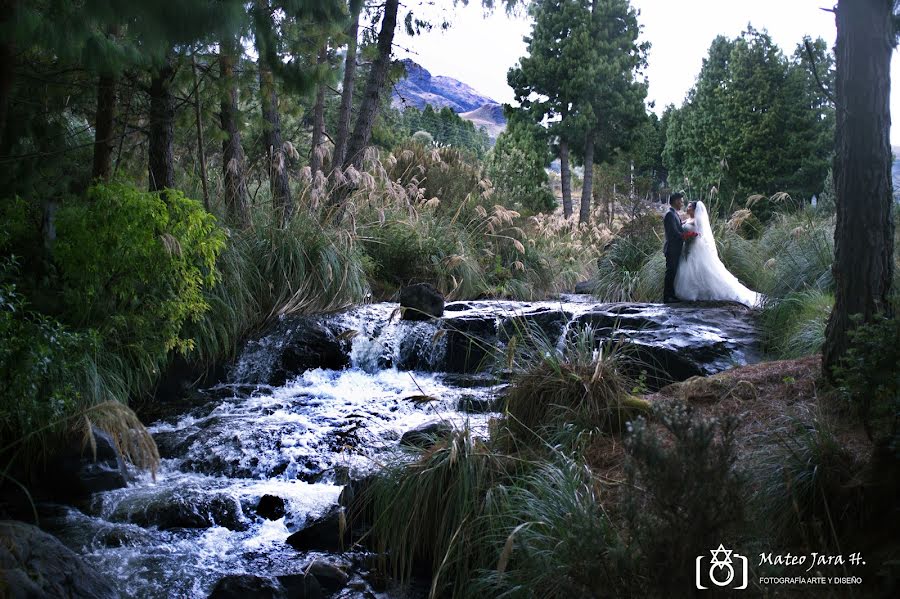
38, 296, 760, 598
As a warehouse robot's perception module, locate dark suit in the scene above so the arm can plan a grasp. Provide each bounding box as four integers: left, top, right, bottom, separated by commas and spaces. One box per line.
663, 206, 684, 301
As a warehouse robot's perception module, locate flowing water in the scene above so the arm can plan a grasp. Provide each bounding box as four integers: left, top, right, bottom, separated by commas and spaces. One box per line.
40, 297, 760, 598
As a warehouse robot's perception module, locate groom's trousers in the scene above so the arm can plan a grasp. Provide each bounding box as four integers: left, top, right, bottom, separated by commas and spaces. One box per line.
663, 247, 681, 301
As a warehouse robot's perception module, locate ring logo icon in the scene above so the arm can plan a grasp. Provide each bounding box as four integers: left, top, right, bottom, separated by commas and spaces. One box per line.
696, 544, 749, 590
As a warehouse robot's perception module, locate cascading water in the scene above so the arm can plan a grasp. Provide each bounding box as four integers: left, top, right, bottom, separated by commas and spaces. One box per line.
39, 297, 761, 597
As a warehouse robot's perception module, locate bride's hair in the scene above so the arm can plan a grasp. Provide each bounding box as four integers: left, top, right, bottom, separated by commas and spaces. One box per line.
688, 201, 698, 210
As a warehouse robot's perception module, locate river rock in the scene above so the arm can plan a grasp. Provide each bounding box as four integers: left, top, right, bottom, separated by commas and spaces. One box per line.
106, 489, 246, 531
208, 574, 287, 599
276, 573, 323, 599
304, 560, 349, 593
256, 494, 286, 521
400, 283, 444, 320
399, 421, 452, 448
232, 316, 349, 386
0, 520, 118, 599
40, 426, 129, 503
285, 506, 348, 552
570, 302, 759, 390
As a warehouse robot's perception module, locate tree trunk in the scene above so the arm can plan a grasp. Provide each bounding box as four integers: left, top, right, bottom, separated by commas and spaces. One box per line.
341, 0, 399, 171
191, 54, 210, 210
560, 138, 573, 218
92, 73, 117, 181
331, 0, 361, 175
578, 134, 595, 224
219, 40, 250, 227
309, 44, 328, 175
0, 0, 16, 152
259, 59, 293, 223
823, 0, 895, 377
148, 57, 175, 193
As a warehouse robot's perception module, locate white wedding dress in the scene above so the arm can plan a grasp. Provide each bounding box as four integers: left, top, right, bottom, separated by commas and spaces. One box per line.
674, 201, 763, 308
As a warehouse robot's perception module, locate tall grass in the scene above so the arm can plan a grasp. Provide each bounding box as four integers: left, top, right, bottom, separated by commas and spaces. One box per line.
750, 413, 859, 548
473, 456, 631, 598
189, 208, 367, 366
502, 326, 649, 445
760, 289, 833, 358
367, 426, 512, 597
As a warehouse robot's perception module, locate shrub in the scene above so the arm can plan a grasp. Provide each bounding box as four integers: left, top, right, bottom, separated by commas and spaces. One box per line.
625, 401, 747, 593
833, 307, 900, 457
0, 261, 155, 471
53, 183, 225, 389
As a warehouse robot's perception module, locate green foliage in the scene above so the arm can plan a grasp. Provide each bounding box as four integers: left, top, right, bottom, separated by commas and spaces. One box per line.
399, 105, 491, 158
833, 307, 900, 457
53, 183, 225, 383
0, 264, 97, 457
487, 116, 556, 214
625, 402, 748, 593
663, 29, 834, 205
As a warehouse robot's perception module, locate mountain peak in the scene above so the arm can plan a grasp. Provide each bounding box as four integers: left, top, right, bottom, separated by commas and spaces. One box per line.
392, 59, 496, 114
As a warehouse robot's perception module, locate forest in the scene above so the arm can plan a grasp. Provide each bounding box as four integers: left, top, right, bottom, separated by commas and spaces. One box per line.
0, 0, 898, 597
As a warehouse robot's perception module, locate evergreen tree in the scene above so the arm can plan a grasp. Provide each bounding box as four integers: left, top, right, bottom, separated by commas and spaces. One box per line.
662, 28, 835, 208
488, 113, 555, 213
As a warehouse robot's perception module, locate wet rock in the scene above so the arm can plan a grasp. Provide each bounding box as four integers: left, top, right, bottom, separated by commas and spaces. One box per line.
574, 280, 596, 294
286, 506, 348, 552
305, 560, 349, 593
571, 302, 760, 390
108, 490, 246, 531
400, 421, 452, 448
400, 283, 444, 320
256, 494, 286, 521
0, 520, 118, 599
208, 574, 287, 599
233, 316, 349, 386
456, 395, 497, 413
277, 573, 322, 599
339, 476, 376, 543
40, 426, 129, 503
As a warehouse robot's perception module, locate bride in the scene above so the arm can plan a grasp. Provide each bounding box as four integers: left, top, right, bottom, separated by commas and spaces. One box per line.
675, 201, 763, 308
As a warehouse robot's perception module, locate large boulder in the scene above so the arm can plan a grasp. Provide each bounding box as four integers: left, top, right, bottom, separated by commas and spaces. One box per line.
39, 426, 129, 503
255, 494, 286, 521
400, 421, 452, 449
0, 520, 119, 598
285, 506, 348, 552
232, 316, 349, 386
400, 283, 444, 320
105, 489, 246, 531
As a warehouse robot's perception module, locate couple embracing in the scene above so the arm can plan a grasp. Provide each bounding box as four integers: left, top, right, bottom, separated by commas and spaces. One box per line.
663, 192, 763, 308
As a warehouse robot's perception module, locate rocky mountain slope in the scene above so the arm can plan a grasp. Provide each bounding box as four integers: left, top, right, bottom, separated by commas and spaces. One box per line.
392, 59, 506, 139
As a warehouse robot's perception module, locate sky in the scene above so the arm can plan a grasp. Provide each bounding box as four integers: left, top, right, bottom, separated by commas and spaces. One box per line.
395, 0, 900, 144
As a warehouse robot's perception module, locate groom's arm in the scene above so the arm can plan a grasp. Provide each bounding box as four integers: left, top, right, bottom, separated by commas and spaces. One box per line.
664, 211, 683, 240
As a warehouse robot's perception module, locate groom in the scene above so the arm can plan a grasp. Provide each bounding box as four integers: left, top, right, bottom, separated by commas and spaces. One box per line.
662, 192, 685, 303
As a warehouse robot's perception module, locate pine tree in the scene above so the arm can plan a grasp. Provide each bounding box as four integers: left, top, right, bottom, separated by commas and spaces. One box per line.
823, 0, 896, 376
